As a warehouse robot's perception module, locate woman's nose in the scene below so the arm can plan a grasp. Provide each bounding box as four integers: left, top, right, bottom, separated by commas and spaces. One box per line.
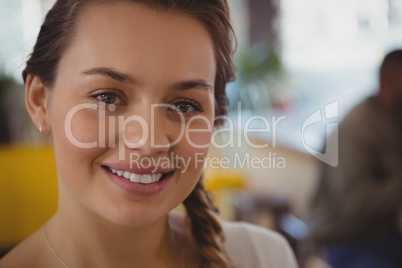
120, 106, 171, 157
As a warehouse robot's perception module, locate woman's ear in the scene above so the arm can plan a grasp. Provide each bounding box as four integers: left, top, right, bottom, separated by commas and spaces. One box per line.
25, 74, 51, 133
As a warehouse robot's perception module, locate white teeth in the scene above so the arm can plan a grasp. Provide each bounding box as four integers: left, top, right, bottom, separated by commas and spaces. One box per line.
110, 167, 163, 184
154, 174, 163, 182
141, 174, 152, 184
123, 171, 131, 179
130, 173, 142, 183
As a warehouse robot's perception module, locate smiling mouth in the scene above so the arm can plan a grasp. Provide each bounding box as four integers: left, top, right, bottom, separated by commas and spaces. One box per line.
102, 166, 173, 184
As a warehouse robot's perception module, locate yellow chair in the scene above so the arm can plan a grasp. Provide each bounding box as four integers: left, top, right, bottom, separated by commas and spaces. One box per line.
204, 168, 246, 221
0, 146, 57, 249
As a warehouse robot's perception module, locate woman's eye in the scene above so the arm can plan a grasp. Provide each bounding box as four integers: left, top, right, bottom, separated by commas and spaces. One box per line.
170, 100, 202, 115
175, 103, 193, 113
93, 91, 124, 105
97, 93, 117, 104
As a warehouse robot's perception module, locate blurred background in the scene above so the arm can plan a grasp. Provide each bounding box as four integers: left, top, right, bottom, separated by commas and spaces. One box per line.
1, 0, 402, 267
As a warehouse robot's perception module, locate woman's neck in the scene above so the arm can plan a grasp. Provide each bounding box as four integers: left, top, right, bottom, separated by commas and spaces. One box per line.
46, 205, 181, 267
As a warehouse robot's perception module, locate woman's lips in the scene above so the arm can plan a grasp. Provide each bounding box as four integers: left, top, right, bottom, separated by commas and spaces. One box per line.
102, 165, 174, 195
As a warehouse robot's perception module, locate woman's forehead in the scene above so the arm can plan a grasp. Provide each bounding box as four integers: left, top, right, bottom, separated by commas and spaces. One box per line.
57, 1, 217, 87
75, 2, 212, 50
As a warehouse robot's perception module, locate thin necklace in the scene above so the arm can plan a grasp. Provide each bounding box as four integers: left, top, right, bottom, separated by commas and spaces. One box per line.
42, 221, 184, 268
42, 223, 69, 268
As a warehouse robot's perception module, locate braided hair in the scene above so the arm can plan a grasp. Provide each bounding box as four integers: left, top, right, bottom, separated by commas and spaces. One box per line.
184, 180, 234, 267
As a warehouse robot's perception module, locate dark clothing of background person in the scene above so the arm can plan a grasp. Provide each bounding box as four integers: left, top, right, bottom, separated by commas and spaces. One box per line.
309, 96, 402, 268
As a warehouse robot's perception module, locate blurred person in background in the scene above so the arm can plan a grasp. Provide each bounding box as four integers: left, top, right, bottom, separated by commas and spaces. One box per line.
308, 49, 402, 268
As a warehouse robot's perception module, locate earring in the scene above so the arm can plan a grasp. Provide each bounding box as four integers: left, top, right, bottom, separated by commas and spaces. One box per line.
39, 125, 51, 136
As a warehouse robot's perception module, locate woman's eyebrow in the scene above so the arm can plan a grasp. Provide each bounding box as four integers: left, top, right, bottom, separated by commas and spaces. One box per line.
81, 67, 212, 91
173, 80, 213, 92
81, 67, 136, 85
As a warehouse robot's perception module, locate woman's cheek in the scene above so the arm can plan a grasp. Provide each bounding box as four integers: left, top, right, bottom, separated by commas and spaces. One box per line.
64, 108, 103, 147
185, 116, 213, 148
180, 122, 213, 170
51, 106, 107, 172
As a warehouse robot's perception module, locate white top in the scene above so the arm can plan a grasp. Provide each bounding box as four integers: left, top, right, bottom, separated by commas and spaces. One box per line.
222, 221, 298, 268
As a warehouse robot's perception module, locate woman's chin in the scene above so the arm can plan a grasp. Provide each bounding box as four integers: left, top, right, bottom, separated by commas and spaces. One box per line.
96, 205, 169, 230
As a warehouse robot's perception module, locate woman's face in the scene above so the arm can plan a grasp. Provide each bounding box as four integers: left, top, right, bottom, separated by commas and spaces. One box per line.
45, 2, 216, 227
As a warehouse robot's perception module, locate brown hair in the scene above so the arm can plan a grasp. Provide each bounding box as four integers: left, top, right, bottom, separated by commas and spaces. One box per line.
22, 0, 235, 124
23, 0, 235, 267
